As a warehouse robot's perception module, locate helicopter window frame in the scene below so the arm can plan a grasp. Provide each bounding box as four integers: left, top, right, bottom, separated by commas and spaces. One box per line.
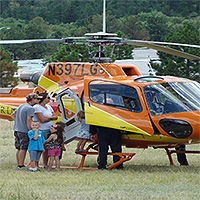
58, 93, 76, 120
88, 80, 142, 113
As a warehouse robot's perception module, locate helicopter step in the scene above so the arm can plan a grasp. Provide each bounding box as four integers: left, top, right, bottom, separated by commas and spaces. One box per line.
74, 151, 135, 170
165, 148, 200, 166
76, 143, 135, 170
59, 143, 135, 170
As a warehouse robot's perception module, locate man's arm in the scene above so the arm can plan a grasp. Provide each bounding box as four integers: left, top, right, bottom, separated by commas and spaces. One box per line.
35, 112, 55, 123
11, 112, 16, 121
27, 116, 32, 131
51, 112, 58, 120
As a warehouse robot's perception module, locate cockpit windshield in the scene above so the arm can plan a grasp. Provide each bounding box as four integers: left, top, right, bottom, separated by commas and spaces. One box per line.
143, 82, 200, 116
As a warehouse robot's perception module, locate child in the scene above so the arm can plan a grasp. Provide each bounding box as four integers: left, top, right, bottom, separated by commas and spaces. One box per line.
56, 121, 66, 159
28, 121, 45, 172
44, 124, 64, 171
75, 110, 90, 153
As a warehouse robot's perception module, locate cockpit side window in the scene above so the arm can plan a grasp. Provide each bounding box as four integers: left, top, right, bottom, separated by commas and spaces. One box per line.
89, 80, 142, 112
143, 82, 200, 116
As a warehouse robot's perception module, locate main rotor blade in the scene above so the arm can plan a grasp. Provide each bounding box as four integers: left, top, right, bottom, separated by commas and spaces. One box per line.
0, 39, 65, 44
149, 41, 200, 49
125, 40, 200, 60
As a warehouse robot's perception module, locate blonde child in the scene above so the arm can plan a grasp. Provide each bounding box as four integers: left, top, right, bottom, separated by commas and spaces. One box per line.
28, 121, 45, 172
44, 124, 64, 171
75, 110, 90, 153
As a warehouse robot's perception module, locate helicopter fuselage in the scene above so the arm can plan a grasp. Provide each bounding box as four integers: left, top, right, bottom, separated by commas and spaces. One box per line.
0, 62, 199, 149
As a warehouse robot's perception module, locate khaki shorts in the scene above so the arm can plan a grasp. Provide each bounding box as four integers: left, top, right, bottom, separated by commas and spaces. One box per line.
14, 131, 29, 150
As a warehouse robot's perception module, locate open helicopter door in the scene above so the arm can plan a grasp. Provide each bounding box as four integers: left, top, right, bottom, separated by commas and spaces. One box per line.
84, 77, 154, 136
56, 88, 82, 143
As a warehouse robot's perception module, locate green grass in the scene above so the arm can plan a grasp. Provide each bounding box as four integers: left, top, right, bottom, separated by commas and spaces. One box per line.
0, 119, 199, 200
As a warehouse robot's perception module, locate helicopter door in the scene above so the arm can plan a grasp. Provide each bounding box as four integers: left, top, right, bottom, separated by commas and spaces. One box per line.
56, 88, 82, 143
84, 78, 154, 136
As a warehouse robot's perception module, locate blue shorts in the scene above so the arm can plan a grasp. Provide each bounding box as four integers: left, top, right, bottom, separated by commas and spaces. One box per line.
29, 150, 41, 162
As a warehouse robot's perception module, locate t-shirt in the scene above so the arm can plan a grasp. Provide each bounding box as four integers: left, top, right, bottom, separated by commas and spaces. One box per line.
13, 103, 34, 133
33, 104, 54, 130
28, 130, 45, 151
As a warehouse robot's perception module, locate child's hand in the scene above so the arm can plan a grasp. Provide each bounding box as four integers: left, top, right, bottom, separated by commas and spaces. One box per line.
62, 146, 66, 151
90, 135, 96, 142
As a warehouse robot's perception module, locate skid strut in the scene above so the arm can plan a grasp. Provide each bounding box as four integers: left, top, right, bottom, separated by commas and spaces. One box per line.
165, 147, 200, 166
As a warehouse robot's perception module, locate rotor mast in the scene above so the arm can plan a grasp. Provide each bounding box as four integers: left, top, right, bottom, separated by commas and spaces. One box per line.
100, 0, 106, 62
103, 0, 106, 33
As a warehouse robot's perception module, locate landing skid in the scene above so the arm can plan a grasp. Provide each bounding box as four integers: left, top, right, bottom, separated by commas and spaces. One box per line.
165, 147, 200, 166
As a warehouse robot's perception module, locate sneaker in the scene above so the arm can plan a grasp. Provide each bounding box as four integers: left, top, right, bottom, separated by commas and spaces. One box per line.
16, 165, 28, 170
29, 167, 39, 172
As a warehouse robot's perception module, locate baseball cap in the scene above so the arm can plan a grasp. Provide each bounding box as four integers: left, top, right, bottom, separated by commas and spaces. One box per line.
26, 93, 43, 100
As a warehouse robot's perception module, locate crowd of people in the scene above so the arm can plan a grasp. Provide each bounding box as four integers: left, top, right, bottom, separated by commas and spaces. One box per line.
11, 92, 66, 172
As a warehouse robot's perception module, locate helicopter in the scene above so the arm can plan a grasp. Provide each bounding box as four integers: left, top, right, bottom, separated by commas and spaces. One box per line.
0, 0, 200, 169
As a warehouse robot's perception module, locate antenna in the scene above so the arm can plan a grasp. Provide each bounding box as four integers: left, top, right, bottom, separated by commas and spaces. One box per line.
103, 0, 106, 33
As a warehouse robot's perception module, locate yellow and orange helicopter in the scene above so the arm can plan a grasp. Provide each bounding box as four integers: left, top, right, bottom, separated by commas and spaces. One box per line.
0, 0, 200, 169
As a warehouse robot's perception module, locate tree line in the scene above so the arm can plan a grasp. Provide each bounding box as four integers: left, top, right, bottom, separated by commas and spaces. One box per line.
1, 0, 199, 24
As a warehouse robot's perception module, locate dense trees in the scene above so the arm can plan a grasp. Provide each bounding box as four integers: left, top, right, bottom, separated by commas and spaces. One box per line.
151, 20, 200, 82
1, 0, 199, 24
0, 49, 18, 87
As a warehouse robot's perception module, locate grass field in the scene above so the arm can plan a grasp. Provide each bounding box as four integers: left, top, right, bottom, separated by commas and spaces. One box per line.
0, 119, 199, 200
